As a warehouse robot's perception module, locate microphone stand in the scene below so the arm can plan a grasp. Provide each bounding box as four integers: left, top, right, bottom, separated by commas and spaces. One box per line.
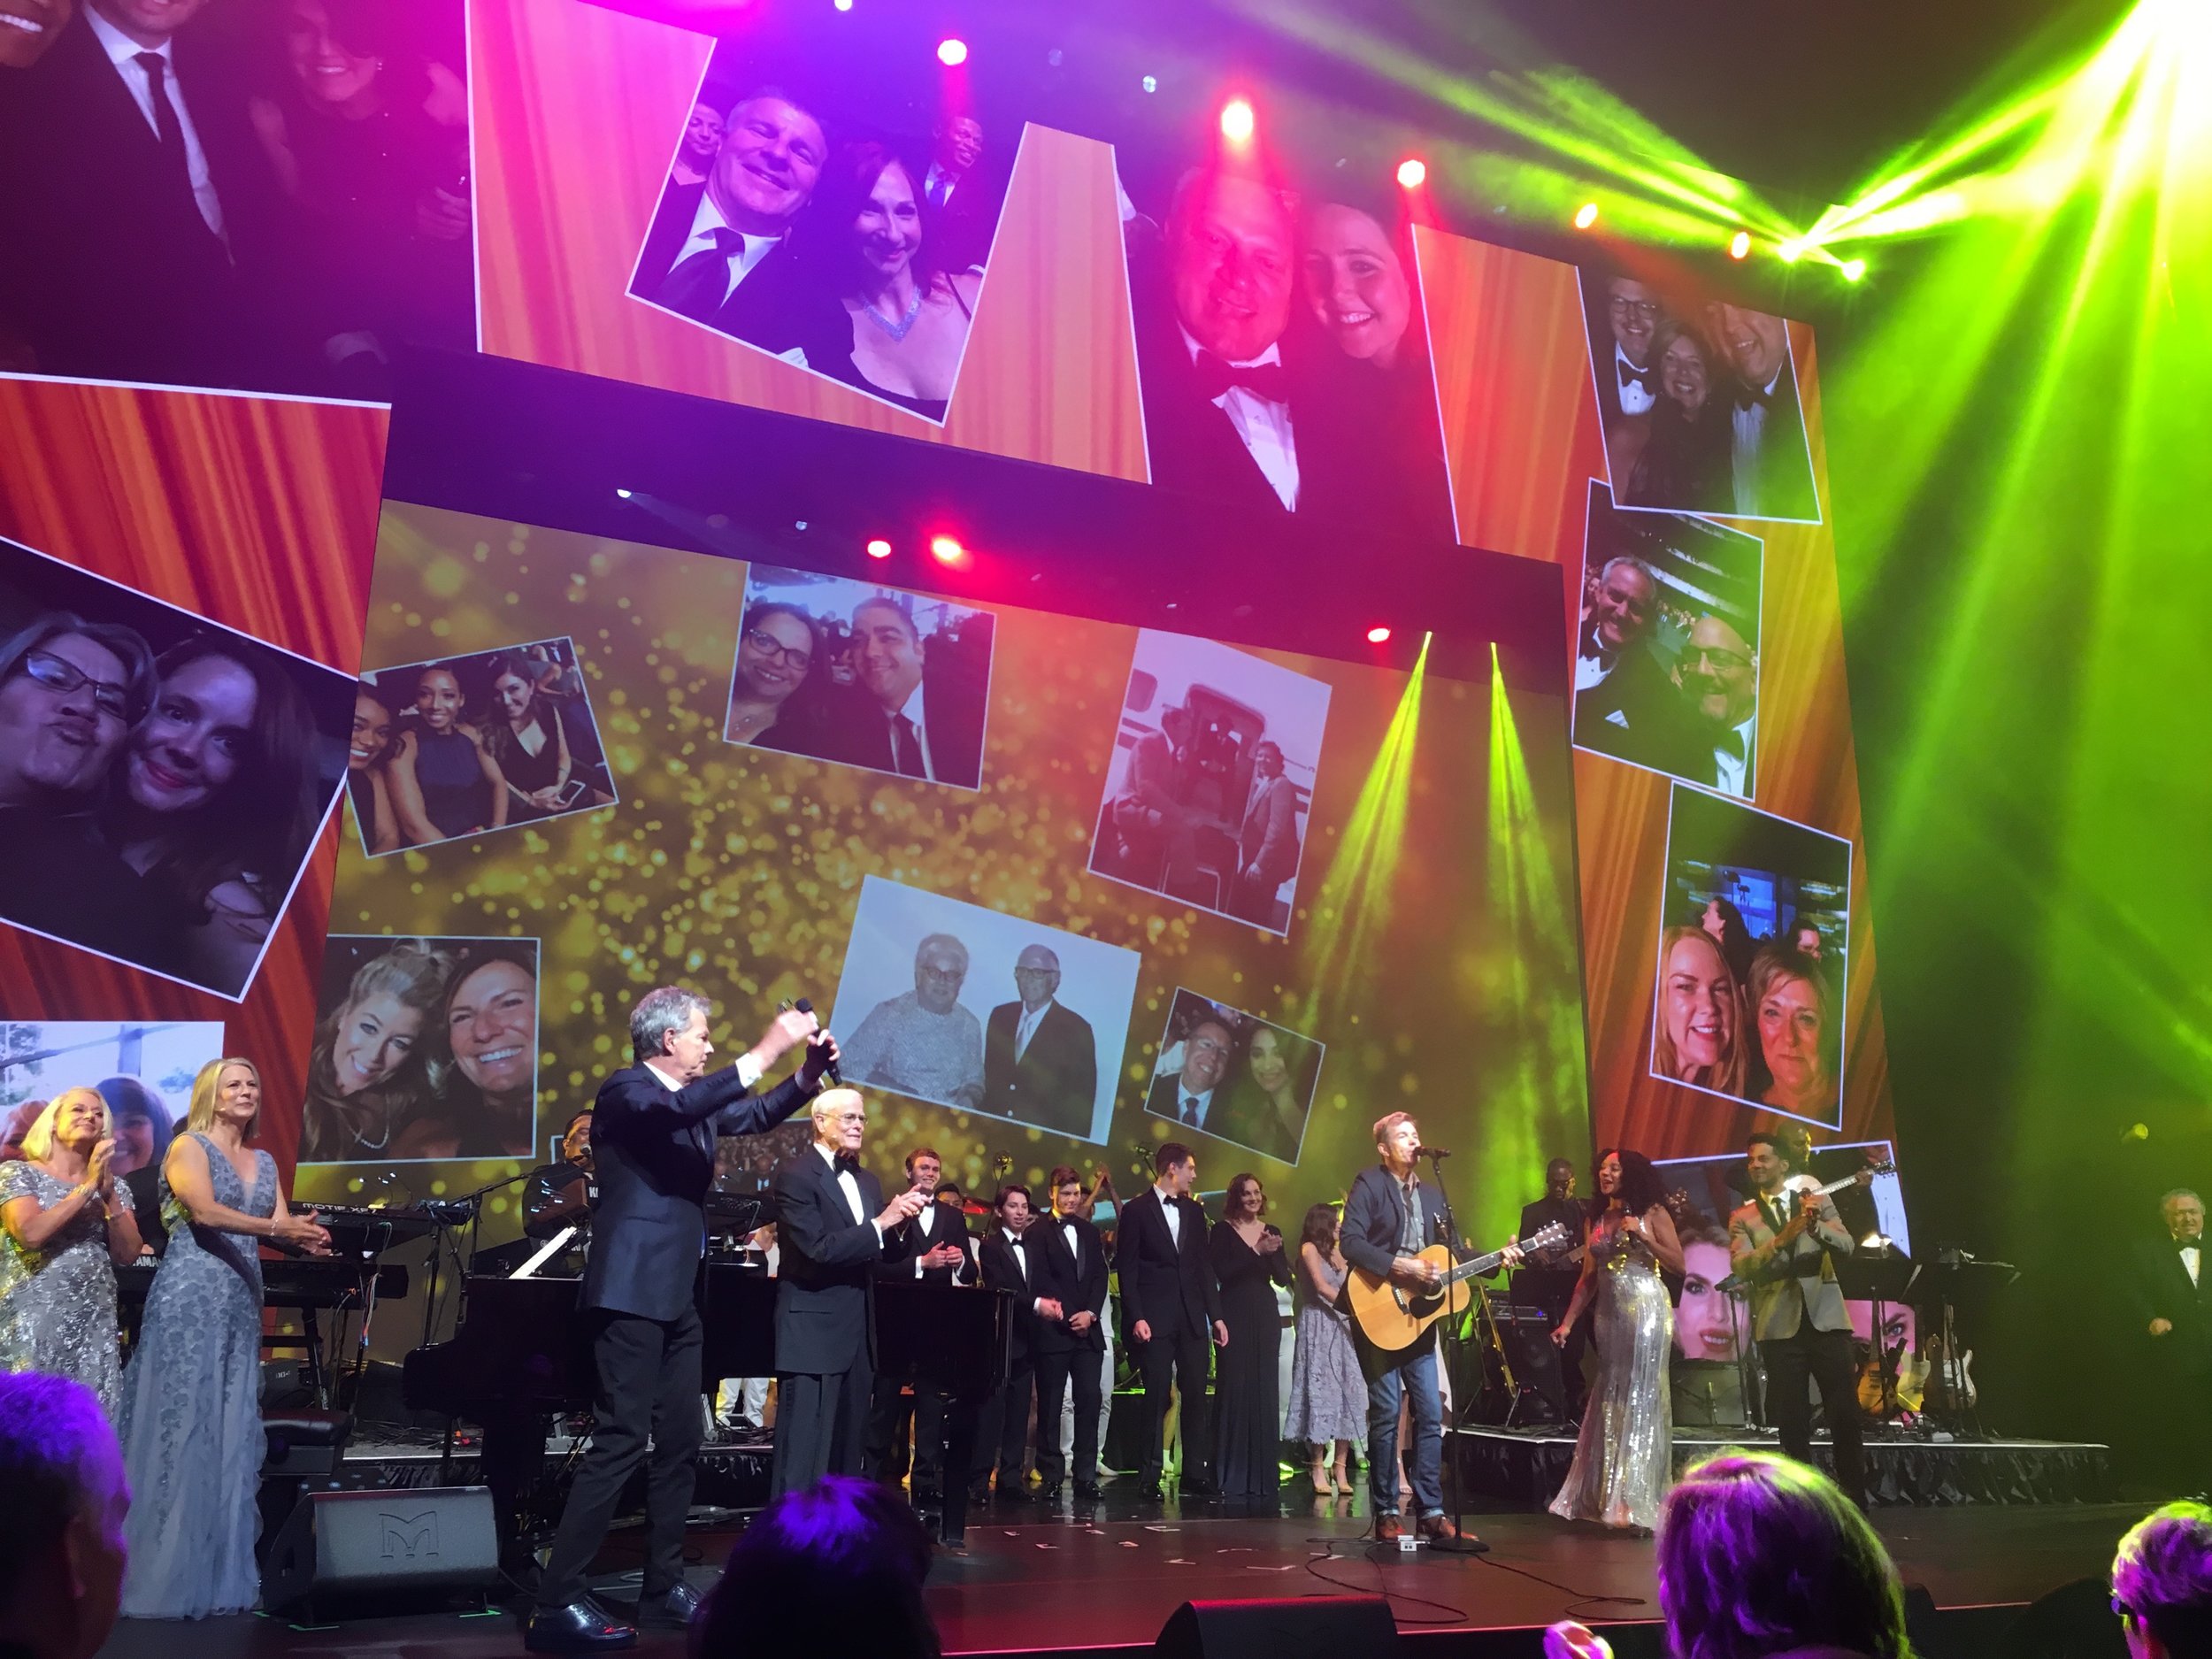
1420, 1149, 1487, 1555
415, 1168, 536, 1351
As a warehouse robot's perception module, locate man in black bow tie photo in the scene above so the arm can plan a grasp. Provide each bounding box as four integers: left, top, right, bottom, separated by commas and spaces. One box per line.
1708, 301, 1820, 521
1599, 274, 1663, 429
526, 987, 838, 1653
1676, 612, 1759, 798
2131, 1188, 2212, 1491
769, 1087, 927, 1499
1573, 550, 1696, 775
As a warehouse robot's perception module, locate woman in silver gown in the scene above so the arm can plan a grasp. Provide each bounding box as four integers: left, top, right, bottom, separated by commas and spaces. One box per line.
0, 1087, 144, 1417
118, 1057, 329, 1618
1548, 1148, 1684, 1532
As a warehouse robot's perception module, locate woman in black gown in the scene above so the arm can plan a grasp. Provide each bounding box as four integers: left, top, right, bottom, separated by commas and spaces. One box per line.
1208, 1173, 1293, 1502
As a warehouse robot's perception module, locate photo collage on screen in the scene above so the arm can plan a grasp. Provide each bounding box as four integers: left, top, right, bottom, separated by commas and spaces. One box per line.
0, 0, 472, 401
1141, 987, 1325, 1167
351, 638, 618, 856
0, 1019, 227, 1174
1648, 783, 1852, 1128
0, 535, 357, 1002
299, 935, 541, 1165
1575, 480, 1764, 798
1577, 264, 1822, 525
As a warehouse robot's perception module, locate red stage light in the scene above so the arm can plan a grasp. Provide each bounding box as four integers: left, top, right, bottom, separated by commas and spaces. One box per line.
1219, 99, 1255, 143
936, 37, 968, 66
1729, 230, 1752, 259
1366, 626, 1393, 644
1395, 157, 1426, 189
1573, 202, 1599, 230
929, 534, 965, 565
865, 538, 893, 559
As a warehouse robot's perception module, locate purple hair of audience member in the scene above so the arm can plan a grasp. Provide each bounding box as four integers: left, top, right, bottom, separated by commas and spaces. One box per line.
1655, 1450, 1912, 1659
0, 1371, 131, 1659
2115, 1502, 2212, 1659
689, 1474, 938, 1659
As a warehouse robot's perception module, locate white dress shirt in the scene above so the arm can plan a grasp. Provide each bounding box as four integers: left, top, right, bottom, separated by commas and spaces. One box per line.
1179, 323, 1299, 511
87, 9, 225, 242
923, 160, 958, 208
1613, 342, 1655, 416
2185, 1244, 2202, 1288
644, 1052, 763, 1094
1711, 711, 1758, 798
890, 681, 937, 781
1154, 1183, 1180, 1248
1056, 1214, 1082, 1273
1014, 997, 1053, 1060
813, 1141, 872, 1233
1171, 1083, 1216, 1133
1575, 652, 1612, 692
677, 191, 784, 308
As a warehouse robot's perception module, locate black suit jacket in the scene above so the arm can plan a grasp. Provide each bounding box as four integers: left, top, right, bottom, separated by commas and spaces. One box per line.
581, 1061, 813, 1321
1030, 1211, 1110, 1356
632, 176, 837, 359
877, 1197, 978, 1286
928, 160, 1007, 274
1115, 1187, 1220, 1341
1339, 1164, 1442, 1283
1142, 1071, 1258, 1154
982, 1000, 1096, 1136
1, 13, 286, 388
829, 672, 987, 790
979, 1227, 1050, 1363
2131, 1236, 2212, 1378
1733, 368, 1819, 521
1574, 635, 1701, 779
771, 1148, 916, 1373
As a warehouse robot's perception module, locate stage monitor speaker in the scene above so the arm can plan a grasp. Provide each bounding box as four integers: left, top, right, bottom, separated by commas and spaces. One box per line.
263, 1485, 500, 1617
1153, 1595, 1397, 1658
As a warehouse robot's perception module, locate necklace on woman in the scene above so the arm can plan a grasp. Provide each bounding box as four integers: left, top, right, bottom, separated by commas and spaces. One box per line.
863, 284, 925, 342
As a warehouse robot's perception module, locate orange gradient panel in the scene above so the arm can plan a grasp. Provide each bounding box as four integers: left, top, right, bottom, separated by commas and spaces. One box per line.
469, 0, 1146, 480
0, 379, 389, 1170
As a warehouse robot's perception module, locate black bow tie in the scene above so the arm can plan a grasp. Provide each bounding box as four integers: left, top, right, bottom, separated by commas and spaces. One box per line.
1617, 358, 1655, 395
1009, 1234, 1025, 1248
1717, 727, 1747, 763
833, 1155, 859, 1175
1194, 350, 1287, 404
1735, 380, 1776, 411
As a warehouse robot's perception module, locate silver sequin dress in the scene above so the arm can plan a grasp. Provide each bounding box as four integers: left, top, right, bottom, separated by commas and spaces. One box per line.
1548, 1216, 1673, 1530
0, 1160, 135, 1418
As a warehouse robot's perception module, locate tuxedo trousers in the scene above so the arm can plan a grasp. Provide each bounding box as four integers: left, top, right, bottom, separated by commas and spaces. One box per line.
1035, 1345, 1103, 1483
1136, 1325, 1213, 1486
771, 1348, 873, 1498
1760, 1325, 1864, 1502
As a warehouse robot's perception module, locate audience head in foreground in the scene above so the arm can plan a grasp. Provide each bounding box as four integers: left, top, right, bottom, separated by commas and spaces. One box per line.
0, 1372, 129, 1659
691, 1474, 938, 1659
2114, 1502, 2212, 1659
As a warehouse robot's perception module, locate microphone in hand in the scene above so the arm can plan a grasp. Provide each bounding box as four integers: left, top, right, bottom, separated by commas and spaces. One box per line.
795, 997, 841, 1085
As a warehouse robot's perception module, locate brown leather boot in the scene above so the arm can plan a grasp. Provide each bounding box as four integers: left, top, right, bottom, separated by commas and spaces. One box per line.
1375, 1514, 1404, 1542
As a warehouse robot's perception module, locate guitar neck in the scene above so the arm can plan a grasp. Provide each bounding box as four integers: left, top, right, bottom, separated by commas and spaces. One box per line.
1441, 1245, 1510, 1286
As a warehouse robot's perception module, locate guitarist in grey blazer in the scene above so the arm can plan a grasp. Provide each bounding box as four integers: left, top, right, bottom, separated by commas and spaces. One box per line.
1727, 1127, 1865, 1506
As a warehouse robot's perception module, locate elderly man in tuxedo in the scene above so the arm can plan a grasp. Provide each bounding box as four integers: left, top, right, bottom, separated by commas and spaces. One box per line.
527, 987, 836, 1654
1117, 1141, 1226, 1499
769, 1087, 926, 1499
2132, 1188, 2212, 1488
634, 85, 833, 357
982, 944, 1097, 1136
1229, 740, 1300, 925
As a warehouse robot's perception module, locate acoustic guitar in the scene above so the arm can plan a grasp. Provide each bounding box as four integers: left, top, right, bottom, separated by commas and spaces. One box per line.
1346, 1221, 1570, 1352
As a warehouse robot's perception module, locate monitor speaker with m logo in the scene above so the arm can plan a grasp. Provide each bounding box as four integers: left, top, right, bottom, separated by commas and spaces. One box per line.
264, 1485, 499, 1619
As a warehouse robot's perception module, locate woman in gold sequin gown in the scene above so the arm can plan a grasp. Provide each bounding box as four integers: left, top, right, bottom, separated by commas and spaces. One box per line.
1547, 1148, 1684, 1532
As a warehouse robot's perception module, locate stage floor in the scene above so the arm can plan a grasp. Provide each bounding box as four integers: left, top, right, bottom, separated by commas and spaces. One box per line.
91, 1487, 2147, 1658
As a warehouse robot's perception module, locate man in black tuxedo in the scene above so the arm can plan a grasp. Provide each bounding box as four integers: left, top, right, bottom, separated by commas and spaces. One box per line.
1132, 167, 1326, 518
864, 1147, 977, 1498
1574, 554, 1698, 777
974, 1183, 1062, 1501
527, 987, 835, 1654
2131, 1188, 2212, 1487
1708, 302, 1819, 521
982, 944, 1097, 1136
921, 112, 1003, 274
2, 0, 288, 390
768, 1087, 926, 1499
1592, 273, 1662, 433
1116, 1141, 1225, 1497
1033, 1165, 1110, 1500
631, 87, 833, 358
826, 597, 986, 788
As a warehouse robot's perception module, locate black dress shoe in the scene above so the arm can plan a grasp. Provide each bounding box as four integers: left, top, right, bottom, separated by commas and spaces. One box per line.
1181, 1478, 1220, 1498
634, 1582, 703, 1629
1038, 1479, 1064, 1500
524, 1599, 638, 1652
1134, 1481, 1163, 1501
1074, 1481, 1104, 1502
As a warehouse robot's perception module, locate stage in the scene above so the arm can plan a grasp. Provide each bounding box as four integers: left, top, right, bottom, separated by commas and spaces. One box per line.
90, 1482, 2146, 1658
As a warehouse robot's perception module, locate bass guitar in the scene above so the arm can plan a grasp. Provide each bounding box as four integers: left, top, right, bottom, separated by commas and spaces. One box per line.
1346, 1221, 1570, 1352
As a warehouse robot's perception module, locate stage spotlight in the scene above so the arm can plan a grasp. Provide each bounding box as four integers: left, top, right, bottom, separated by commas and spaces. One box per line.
936, 37, 968, 66
1778, 238, 1805, 263
1141, 73, 1157, 93
930, 534, 966, 565
865, 538, 893, 559
833, 0, 852, 10
1840, 257, 1868, 281
1395, 157, 1426, 189
1729, 230, 1752, 259
1572, 201, 1599, 230
1365, 626, 1392, 644
614, 488, 633, 500
1219, 98, 1255, 143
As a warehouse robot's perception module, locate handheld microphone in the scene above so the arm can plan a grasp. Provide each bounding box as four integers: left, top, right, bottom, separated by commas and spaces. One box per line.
1416, 1145, 1451, 1161
792, 996, 841, 1085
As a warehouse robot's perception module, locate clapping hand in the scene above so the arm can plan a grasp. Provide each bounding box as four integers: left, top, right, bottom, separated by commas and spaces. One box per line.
85, 1137, 115, 1196
1257, 1226, 1284, 1254
921, 1241, 965, 1271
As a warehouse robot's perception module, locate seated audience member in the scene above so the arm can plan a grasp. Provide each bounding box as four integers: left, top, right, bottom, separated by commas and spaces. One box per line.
1229, 739, 1301, 926
2114, 1502, 2212, 1659
634, 85, 838, 357
727, 602, 823, 749
246, 0, 472, 397
1709, 302, 1818, 521
1573, 557, 1692, 773
922, 112, 999, 273
1626, 319, 1732, 513
388, 664, 507, 844
981, 945, 1097, 1136
829, 597, 985, 788
805, 142, 983, 421
0, 1371, 130, 1659
1653, 926, 1749, 1096
345, 679, 402, 854
691, 1475, 939, 1659
1747, 945, 1838, 1118
4, 0, 291, 390
1545, 1449, 1911, 1659
843, 934, 985, 1110
1678, 614, 1758, 797
670, 100, 724, 188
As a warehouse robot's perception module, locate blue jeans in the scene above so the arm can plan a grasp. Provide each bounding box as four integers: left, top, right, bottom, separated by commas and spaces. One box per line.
1364, 1340, 1443, 1517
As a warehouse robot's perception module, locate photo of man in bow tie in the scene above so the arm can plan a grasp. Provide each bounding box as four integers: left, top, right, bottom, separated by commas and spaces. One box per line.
1707, 302, 1820, 522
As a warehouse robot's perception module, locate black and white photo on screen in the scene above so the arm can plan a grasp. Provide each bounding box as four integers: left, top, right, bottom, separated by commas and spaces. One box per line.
1141, 987, 1325, 1167
1089, 628, 1330, 939
627, 39, 1018, 423
1648, 782, 1851, 1131
1574, 480, 1765, 800
725, 565, 994, 791
828, 874, 1141, 1145
298, 934, 541, 1164
0, 534, 356, 1000
349, 636, 616, 856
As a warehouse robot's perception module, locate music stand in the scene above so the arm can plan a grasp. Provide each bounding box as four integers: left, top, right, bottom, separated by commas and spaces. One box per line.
1835, 1246, 1916, 1425
1913, 1249, 2016, 1440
